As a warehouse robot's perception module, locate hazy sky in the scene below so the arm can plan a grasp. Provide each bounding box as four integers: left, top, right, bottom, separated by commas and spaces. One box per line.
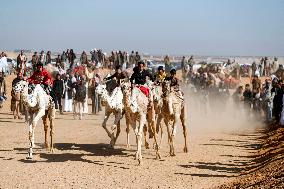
0, 0, 283, 56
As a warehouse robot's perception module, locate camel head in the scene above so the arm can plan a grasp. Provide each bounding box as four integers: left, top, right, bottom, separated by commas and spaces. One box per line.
120, 80, 131, 95
13, 80, 28, 94
95, 84, 108, 97
161, 80, 171, 97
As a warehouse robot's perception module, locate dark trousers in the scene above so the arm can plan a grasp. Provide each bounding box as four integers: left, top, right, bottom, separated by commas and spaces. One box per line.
53, 94, 62, 111
92, 92, 102, 114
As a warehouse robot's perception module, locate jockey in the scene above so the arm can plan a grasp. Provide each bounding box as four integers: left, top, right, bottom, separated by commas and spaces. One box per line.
105, 65, 126, 87
27, 63, 52, 94
130, 61, 153, 97
165, 69, 184, 99
154, 66, 166, 85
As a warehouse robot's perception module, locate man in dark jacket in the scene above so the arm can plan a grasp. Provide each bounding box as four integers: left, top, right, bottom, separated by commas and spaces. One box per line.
104, 65, 127, 94
52, 74, 64, 114
243, 84, 253, 114
272, 81, 283, 123
130, 61, 153, 85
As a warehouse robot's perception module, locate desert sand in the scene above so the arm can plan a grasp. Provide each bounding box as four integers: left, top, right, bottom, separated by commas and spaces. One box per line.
0, 74, 265, 189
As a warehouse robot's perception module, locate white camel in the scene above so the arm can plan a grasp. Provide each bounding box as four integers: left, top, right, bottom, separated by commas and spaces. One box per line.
121, 80, 161, 164
13, 80, 55, 159
160, 81, 188, 156
95, 84, 125, 148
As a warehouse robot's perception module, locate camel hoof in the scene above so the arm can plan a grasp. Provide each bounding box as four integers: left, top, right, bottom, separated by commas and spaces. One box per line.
138, 159, 142, 165
50, 148, 54, 153
126, 144, 130, 149
26, 153, 33, 159
170, 153, 176, 157
145, 142, 150, 149
183, 147, 188, 153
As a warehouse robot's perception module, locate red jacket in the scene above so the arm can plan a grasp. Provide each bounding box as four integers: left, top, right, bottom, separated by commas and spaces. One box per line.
27, 69, 52, 85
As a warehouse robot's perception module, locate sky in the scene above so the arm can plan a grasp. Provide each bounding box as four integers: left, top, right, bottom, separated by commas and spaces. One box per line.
0, 0, 283, 56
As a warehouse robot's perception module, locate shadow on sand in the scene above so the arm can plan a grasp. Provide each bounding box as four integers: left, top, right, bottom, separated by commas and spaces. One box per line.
16, 143, 130, 169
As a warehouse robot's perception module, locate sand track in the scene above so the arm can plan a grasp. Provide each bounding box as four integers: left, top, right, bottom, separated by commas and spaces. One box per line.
0, 75, 260, 189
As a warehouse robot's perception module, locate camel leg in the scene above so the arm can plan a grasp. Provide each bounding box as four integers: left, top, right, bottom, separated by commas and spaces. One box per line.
49, 108, 55, 153
156, 114, 163, 147
143, 124, 150, 149
113, 120, 121, 146
137, 114, 146, 165
170, 114, 180, 157
73, 101, 77, 119
111, 111, 122, 132
27, 113, 34, 159
102, 109, 115, 147
164, 117, 174, 156
27, 108, 45, 159
125, 113, 131, 148
181, 106, 188, 153
42, 112, 49, 149
79, 102, 83, 120
150, 117, 161, 160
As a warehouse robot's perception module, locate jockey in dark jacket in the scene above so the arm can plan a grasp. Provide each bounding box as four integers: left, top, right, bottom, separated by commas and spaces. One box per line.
130, 61, 153, 97
130, 61, 153, 85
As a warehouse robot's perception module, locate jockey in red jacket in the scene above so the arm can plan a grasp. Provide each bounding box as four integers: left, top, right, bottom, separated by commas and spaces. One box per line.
27, 63, 53, 94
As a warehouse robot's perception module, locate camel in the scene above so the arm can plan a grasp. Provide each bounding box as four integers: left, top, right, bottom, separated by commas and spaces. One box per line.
160, 81, 188, 156
95, 83, 125, 148
121, 80, 161, 164
13, 80, 55, 159
151, 84, 165, 146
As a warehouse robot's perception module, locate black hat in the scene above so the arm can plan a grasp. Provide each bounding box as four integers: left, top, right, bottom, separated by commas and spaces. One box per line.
115, 65, 121, 70
138, 61, 145, 66
37, 63, 43, 67
158, 66, 164, 71
170, 69, 176, 74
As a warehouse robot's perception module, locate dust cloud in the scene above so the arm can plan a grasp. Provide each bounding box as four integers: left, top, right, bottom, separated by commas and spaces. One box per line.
183, 87, 265, 134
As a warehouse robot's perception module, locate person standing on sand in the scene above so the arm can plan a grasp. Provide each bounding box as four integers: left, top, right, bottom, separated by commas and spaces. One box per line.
272, 80, 283, 124
16, 50, 27, 72
63, 74, 73, 112
61, 51, 67, 70
243, 84, 253, 116
55, 55, 63, 69
271, 57, 279, 74
52, 74, 64, 114
39, 50, 46, 65
0, 72, 7, 109
46, 51, 52, 65
68, 49, 76, 69
80, 51, 88, 65
129, 51, 135, 68
164, 55, 171, 73
11, 72, 24, 119
31, 52, 39, 70
262, 79, 273, 123
188, 55, 195, 66
134, 51, 141, 65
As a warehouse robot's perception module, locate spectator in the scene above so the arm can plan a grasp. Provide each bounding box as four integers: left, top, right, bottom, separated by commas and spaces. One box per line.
11, 72, 24, 119
0, 72, 7, 108
52, 74, 64, 114
63, 74, 73, 112
31, 52, 39, 70
16, 50, 27, 72
68, 49, 76, 69
46, 51, 52, 65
